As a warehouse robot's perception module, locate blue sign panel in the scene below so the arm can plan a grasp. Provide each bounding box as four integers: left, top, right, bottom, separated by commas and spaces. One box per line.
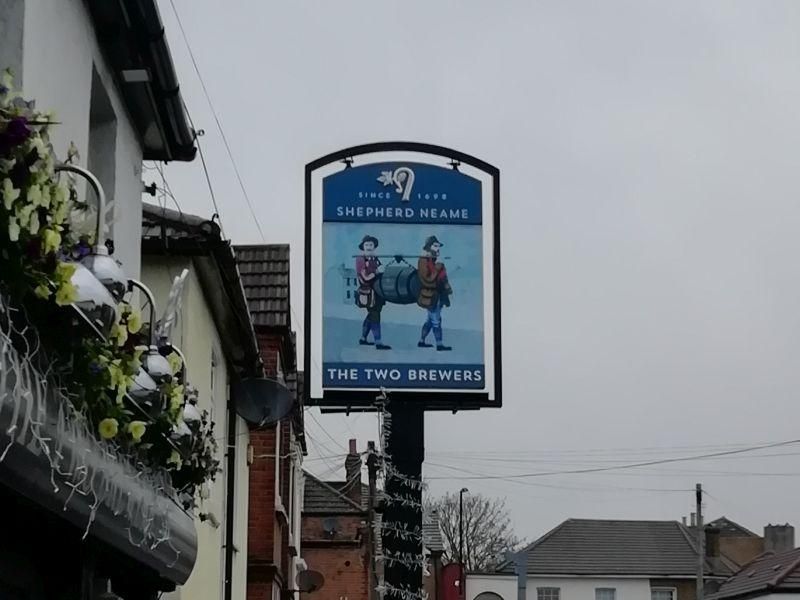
322, 162, 485, 390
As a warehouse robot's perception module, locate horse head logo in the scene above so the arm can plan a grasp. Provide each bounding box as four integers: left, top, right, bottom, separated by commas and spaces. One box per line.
377, 167, 415, 201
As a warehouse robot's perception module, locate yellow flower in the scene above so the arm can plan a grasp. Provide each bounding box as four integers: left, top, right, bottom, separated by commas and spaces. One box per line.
166, 352, 183, 375
127, 421, 147, 443
34, 283, 51, 299
52, 182, 67, 206
26, 184, 42, 207
167, 449, 183, 469
8, 216, 20, 242
27, 210, 39, 236
52, 200, 69, 225
54, 281, 77, 306
3, 178, 20, 211
55, 261, 77, 283
41, 228, 61, 254
2, 178, 20, 210
39, 185, 52, 209
15, 202, 33, 224
110, 322, 128, 347
108, 359, 127, 389
126, 308, 142, 334
98, 418, 119, 440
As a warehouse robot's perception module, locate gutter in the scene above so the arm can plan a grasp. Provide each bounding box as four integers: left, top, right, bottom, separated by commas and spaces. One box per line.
130, 0, 196, 160
86, 0, 196, 161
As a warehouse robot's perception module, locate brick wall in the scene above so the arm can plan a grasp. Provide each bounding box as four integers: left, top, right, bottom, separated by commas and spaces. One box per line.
301, 546, 368, 600
303, 514, 365, 541
302, 512, 369, 600
248, 425, 277, 561
720, 536, 764, 567
248, 329, 294, 600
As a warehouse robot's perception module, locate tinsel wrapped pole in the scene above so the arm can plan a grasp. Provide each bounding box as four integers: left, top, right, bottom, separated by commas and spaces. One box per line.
382, 402, 425, 596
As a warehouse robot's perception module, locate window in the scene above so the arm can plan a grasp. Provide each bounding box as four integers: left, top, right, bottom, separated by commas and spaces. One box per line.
87, 66, 117, 240
651, 588, 675, 600
537, 588, 560, 600
596, 589, 616, 600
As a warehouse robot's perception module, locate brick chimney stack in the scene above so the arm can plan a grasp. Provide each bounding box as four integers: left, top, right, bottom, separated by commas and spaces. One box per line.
344, 439, 362, 505
765, 524, 795, 553
705, 527, 721, 558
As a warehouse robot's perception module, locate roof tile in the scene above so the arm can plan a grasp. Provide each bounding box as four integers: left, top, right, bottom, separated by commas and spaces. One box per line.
234, 244, 291, 328
508, 519, 734, 577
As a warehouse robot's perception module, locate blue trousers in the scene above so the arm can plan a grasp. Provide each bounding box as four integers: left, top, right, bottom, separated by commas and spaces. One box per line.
421, 302, 443, 343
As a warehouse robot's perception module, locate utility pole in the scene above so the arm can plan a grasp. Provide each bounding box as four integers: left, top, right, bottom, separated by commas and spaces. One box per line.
696, 483, 704, 600
367, 441, 379, 600
382, 404, 425, 598
459, 487, 469, 598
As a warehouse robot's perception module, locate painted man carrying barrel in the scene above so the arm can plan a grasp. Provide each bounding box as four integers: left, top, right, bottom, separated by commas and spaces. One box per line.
417, 236, 453, 351
355, 235, 391, 350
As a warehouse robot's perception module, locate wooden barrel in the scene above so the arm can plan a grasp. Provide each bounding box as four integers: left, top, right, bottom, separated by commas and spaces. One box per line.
374, 264, 421, 305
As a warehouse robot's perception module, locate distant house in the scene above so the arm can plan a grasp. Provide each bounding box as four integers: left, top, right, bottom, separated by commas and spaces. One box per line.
709, 546, 800, 600
468, 519, 739, 600
301, 440, 446, 600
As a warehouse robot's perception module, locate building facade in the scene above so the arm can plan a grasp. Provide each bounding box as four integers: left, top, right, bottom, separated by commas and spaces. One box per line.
236, 244, 307, 600
141, 204, 263, 600
467, 519, 738, 600
0, 2, 197, 598
0, 0, 195, 279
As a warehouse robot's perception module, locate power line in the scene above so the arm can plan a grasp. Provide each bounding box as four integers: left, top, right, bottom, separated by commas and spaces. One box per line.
306, 408, 349, 453
168, 0, 266, 242
183, 106, 226, 239
424, 461, 691, 494
425, 438, 800, 481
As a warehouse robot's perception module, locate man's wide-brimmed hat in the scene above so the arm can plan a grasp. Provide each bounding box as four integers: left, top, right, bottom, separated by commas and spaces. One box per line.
423, 236, 443, 251
359, 235, 379, 250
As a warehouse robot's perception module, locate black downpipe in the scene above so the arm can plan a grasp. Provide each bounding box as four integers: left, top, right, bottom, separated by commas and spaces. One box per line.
224, 390, 237, 600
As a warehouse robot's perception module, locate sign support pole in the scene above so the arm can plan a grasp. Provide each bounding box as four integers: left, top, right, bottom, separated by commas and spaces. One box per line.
382, 402, 425, 597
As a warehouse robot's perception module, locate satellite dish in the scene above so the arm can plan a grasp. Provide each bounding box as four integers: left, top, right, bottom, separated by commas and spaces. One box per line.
322, 517, 340, 537
232, 378, 295, 426
296, 570, 325, 594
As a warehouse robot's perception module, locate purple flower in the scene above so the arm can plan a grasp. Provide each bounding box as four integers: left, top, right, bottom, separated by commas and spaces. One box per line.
0, 117, 31, 156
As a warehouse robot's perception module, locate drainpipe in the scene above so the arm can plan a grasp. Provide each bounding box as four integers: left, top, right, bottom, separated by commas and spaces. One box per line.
224, 388, 237, 600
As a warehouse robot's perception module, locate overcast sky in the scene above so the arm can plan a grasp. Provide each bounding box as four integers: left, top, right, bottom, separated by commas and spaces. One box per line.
156, 0, 800, 542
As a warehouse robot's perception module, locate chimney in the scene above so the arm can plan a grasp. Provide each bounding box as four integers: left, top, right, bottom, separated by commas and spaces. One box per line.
344, 439, 362, 505
682, 516, 687, 526
691, 513, 697, 527
765, 524, 795, 553
705, 527, 721, 558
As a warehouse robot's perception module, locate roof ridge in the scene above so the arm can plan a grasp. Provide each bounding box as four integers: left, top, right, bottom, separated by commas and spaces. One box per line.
303, 471, 363, 512
567, 517, 680, 523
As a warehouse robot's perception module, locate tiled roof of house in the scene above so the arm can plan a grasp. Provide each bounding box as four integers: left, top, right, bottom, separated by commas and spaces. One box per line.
234, 244, 291, 328
505, 519, 734, 577
303, 473, 363, 514
710, 548, 800, 600
707, 517, 759, 538
140, 203, 262, 376
302, 472, 442, 553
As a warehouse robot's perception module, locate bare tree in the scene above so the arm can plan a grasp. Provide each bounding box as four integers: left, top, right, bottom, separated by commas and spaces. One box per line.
425, 492, 523, 572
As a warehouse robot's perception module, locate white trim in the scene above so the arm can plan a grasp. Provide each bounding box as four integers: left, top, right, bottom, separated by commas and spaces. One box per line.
651, 586, 678, 600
